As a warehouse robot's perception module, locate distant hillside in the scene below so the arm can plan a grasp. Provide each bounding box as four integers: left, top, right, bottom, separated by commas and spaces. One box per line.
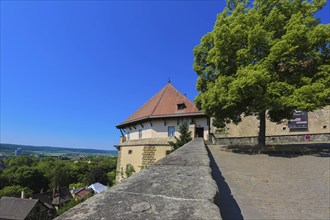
0, 143, 117, 155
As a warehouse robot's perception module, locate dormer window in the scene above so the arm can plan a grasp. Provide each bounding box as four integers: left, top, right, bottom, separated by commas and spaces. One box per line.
177, 102, 186, 110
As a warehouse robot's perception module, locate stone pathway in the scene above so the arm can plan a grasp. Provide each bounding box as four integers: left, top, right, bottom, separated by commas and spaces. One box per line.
208, 145, 330, 220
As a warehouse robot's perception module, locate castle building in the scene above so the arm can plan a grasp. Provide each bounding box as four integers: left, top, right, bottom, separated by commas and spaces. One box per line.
115, 82, 209, 182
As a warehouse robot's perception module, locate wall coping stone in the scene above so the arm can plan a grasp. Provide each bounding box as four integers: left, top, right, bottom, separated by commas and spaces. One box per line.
56, 138, 221, 220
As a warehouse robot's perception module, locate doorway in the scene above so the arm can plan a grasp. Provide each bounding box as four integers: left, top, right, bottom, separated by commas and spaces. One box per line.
196, 127, 204, 139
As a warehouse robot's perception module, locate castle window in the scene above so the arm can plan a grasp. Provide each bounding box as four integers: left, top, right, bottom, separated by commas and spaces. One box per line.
128, 150, 132, 154
168, 126, 175, 137
126, 164, 133, 170
139, 129, 142, 139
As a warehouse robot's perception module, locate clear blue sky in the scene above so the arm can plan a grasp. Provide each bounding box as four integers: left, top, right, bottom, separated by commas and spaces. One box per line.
1, 1, 329, 150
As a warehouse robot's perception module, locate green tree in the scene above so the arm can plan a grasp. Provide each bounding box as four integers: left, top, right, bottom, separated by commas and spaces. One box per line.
0, 170, 9, 190
107, 170, 116, 186
11, 166, 49, 193
0, 185, 33, 198
69, 182, 85, 189
193, 0, 330, 146
56, 198, 81, 216
169, 123, 192, 150
47, 162, 73, 189
83, 168, 108, 186
120, 166, 135, 180
7, 156, 36, 167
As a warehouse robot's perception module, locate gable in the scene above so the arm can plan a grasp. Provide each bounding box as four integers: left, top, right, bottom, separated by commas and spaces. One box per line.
117, 83, 204, 128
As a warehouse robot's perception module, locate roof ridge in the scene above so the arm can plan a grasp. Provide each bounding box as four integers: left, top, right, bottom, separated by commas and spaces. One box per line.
149, 83, 169, 117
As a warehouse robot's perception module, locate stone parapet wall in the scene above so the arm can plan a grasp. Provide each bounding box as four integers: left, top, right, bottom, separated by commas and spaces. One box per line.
211, 133, 330, 145
56, 138, 221, 220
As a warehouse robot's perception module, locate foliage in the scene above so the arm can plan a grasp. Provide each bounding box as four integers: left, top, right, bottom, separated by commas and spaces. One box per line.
119, 165, 135, 180
9, 166, 49, 193
83, 168, 109, 186
169, 123, 192, 150
193, 0, 330, 145
0, 185, 32, 198
107, 170, 116, 186
56, 198, 81, 216
0, 155, 117, 197
124, 166, 135, 179
6, 156, 37, 167
69, 182, 85, 189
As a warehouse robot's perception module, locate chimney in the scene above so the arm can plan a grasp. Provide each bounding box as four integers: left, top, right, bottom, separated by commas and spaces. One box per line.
53, 188, 55, 199
21, 190, 25, 199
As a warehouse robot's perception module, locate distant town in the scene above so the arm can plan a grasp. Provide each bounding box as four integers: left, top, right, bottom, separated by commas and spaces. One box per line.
0, 143, 117, 159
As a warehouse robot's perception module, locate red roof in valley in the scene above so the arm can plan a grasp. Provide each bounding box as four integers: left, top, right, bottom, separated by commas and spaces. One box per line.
116, 83, 205, 128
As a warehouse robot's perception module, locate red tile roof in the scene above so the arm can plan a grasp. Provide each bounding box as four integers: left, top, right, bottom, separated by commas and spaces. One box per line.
117, 83, 205, 128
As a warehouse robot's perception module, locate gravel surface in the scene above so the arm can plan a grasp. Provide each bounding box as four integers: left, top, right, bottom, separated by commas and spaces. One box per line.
209, 145, 330, 220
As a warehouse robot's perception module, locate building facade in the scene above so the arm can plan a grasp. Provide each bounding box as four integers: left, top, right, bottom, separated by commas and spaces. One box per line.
115, 83, 209, 182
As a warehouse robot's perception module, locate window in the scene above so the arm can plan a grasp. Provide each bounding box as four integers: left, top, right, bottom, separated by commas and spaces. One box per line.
177, 103, 186, 110
126, 164, 133, 170
128, 150, 132, 154
139, 129, 142, 139
127, 131, 130, 141
168, 126, 175, 137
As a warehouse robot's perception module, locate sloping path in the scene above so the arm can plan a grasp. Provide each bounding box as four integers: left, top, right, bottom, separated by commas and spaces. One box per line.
208, 145, 330, 220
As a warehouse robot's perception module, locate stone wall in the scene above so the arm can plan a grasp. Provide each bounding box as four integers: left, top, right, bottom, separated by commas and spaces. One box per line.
211, 106, 330, 137
115, 147, 122, 181
56, 138, 221, 220
212, 133, 330, 145
142, 146, 156, 167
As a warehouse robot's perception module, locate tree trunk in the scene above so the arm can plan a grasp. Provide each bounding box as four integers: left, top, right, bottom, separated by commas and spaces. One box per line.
258, 111, 266, 146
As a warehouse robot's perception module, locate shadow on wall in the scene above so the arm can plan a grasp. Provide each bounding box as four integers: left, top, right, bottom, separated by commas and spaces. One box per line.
206, 146, 243, 220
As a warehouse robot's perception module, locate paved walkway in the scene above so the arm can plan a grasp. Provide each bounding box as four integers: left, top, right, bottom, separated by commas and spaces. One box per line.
208, 145, 330, 220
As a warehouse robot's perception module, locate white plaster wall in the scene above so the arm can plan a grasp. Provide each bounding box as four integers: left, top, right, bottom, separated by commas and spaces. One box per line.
194, 117, 209, 140
124, 117, 209, 140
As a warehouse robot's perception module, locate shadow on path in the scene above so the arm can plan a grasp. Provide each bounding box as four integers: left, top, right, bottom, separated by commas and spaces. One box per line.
206, 145, 243, 220
225, 142, 330, 158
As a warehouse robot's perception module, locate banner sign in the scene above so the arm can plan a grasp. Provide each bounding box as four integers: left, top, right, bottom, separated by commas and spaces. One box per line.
288, 110, 308, 129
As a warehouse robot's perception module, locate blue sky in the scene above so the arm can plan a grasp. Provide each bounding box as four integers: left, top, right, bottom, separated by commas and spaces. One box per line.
1, 1, 329, 150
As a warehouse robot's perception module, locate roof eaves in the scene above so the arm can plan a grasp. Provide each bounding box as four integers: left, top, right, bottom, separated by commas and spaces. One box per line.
116, 112, 207, 128
149, 112, 206, 118
116, 116, 150, 128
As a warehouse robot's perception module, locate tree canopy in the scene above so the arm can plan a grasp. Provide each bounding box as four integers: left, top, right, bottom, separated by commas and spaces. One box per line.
169, 122, 192, 150
0, 155, 117, 198
193, 0, 330, 145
